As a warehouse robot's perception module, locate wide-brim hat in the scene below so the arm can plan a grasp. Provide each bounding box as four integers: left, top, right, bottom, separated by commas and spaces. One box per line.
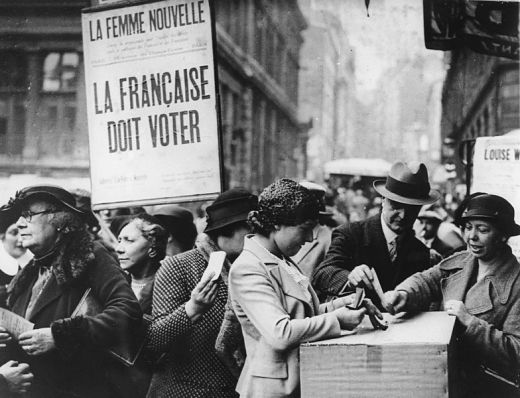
152, 205, 197, 242
373, 161, 440, 206
2, 185, 85, 218
204, 188, 258, 233
70, 188, 99, 228
461, 193, 520, 236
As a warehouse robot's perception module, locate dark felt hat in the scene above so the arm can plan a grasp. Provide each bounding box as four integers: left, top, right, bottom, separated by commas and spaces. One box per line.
204, 188, 258, 233
152, 205, 197, 249
373, 161, 440, 206
0, 209, 18, 233
461, 194, 520, 236
70, 189, 100, 228
3, 185, 85, 217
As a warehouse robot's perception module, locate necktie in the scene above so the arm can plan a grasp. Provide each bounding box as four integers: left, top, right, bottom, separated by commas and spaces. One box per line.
389, 238, 398, 262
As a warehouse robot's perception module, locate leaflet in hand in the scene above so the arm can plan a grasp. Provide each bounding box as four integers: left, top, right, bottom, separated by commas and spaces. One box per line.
0, 308, 34, 340
202, 251, 226, 281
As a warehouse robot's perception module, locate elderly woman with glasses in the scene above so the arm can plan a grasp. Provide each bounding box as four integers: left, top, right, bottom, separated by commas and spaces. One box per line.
229, 179, 381, 398
0, 185, 142, 398
385, 193, 520, 397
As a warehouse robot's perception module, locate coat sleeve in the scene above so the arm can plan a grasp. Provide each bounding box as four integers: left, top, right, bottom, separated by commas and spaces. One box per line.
395, 263, 445, 313
230, 258, 341, 352
312, 224, 357, 296
463, 290, 520, 375
51, 243, 143, 353
146, 255, 194, 354
214, 294, 246, 379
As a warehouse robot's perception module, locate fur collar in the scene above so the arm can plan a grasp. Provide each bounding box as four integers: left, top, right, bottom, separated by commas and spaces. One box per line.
8, 230, 95, 305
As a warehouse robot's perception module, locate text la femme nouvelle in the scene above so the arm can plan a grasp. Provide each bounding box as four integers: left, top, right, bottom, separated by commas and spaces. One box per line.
89, 1, 206, 41
93, 66, 211, 153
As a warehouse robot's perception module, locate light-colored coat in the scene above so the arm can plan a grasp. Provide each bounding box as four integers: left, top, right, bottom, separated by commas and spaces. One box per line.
229, 236, 341, 398
397, 248, 520, 396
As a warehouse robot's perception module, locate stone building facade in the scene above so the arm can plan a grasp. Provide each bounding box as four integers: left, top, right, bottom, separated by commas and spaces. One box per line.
0, 0, 308, 197
440, 48, 519, 182
297, 0, 356, 182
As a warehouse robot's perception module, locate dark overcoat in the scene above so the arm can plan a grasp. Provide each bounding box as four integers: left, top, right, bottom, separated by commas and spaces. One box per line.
312, 214, 432, 305
6, 240, 142, 398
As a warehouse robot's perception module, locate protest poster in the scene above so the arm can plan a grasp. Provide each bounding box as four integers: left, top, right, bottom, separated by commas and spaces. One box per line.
472, 135, 520, 258
81, 0, 223, 209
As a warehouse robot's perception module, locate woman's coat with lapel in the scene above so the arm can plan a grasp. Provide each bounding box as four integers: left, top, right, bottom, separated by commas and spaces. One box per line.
397, 249, 520, 396
229, 236, 342, 398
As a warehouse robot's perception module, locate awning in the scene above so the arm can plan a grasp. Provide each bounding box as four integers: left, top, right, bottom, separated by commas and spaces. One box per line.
424, 0, 519, 60
324, 158, 392, 178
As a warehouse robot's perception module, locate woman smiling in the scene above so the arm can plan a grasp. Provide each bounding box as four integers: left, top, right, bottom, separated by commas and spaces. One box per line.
385, 193, 520, 397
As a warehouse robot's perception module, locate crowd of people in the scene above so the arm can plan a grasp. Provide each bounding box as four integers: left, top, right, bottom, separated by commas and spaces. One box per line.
0, 160, 518, 398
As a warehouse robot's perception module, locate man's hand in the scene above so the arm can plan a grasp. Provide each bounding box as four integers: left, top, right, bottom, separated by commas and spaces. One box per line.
0, 360, 33, 394
347, 264, 374, 290
383, 290, 408, 315
362, 298, 388, 330
0, 327, 11, 348
185, 271, 218, 323
19, 328, 56, 356
333, 306, 366, 330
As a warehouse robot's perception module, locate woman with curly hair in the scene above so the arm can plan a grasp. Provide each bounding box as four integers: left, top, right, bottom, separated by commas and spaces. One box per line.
1, 185, 142, 398
229, 178, 380, 398
116, 213, 168, 314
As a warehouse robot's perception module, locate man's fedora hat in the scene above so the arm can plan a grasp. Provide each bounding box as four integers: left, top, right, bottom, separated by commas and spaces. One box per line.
417, 205, 445, 223
204, 188, 258, 233
373, 161, 440, 206
461, 193, 520, 236
2, 185, 85, 217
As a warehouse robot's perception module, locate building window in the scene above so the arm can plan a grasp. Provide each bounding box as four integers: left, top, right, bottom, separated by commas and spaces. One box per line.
0, 117, 7, 154
499, 68, 520, 133
0, 51, 27, 90
254, 3, 267, 67
42, 52, 80, 92
11, 104, 25, 155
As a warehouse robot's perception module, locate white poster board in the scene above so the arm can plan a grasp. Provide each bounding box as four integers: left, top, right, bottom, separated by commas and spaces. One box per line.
81, 0, 222, 210
472, 135, 520, 258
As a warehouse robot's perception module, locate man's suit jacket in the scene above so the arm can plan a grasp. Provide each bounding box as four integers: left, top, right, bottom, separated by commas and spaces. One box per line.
229, 236, 341, 398
312, 214, 432, 304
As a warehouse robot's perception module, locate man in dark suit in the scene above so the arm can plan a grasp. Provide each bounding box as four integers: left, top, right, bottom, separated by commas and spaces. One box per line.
417, 206, 467, 259
312, 161, 441, 308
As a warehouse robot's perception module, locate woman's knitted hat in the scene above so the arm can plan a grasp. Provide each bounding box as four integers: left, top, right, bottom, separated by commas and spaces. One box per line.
249, 178, 319, 231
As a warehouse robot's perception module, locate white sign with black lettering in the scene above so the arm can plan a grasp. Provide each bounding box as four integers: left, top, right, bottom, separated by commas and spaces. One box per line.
81, 0, 222, 209
472, 135, 520, 258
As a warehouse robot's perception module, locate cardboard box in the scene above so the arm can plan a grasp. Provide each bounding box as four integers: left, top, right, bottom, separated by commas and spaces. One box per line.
300, 312, 456, 397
